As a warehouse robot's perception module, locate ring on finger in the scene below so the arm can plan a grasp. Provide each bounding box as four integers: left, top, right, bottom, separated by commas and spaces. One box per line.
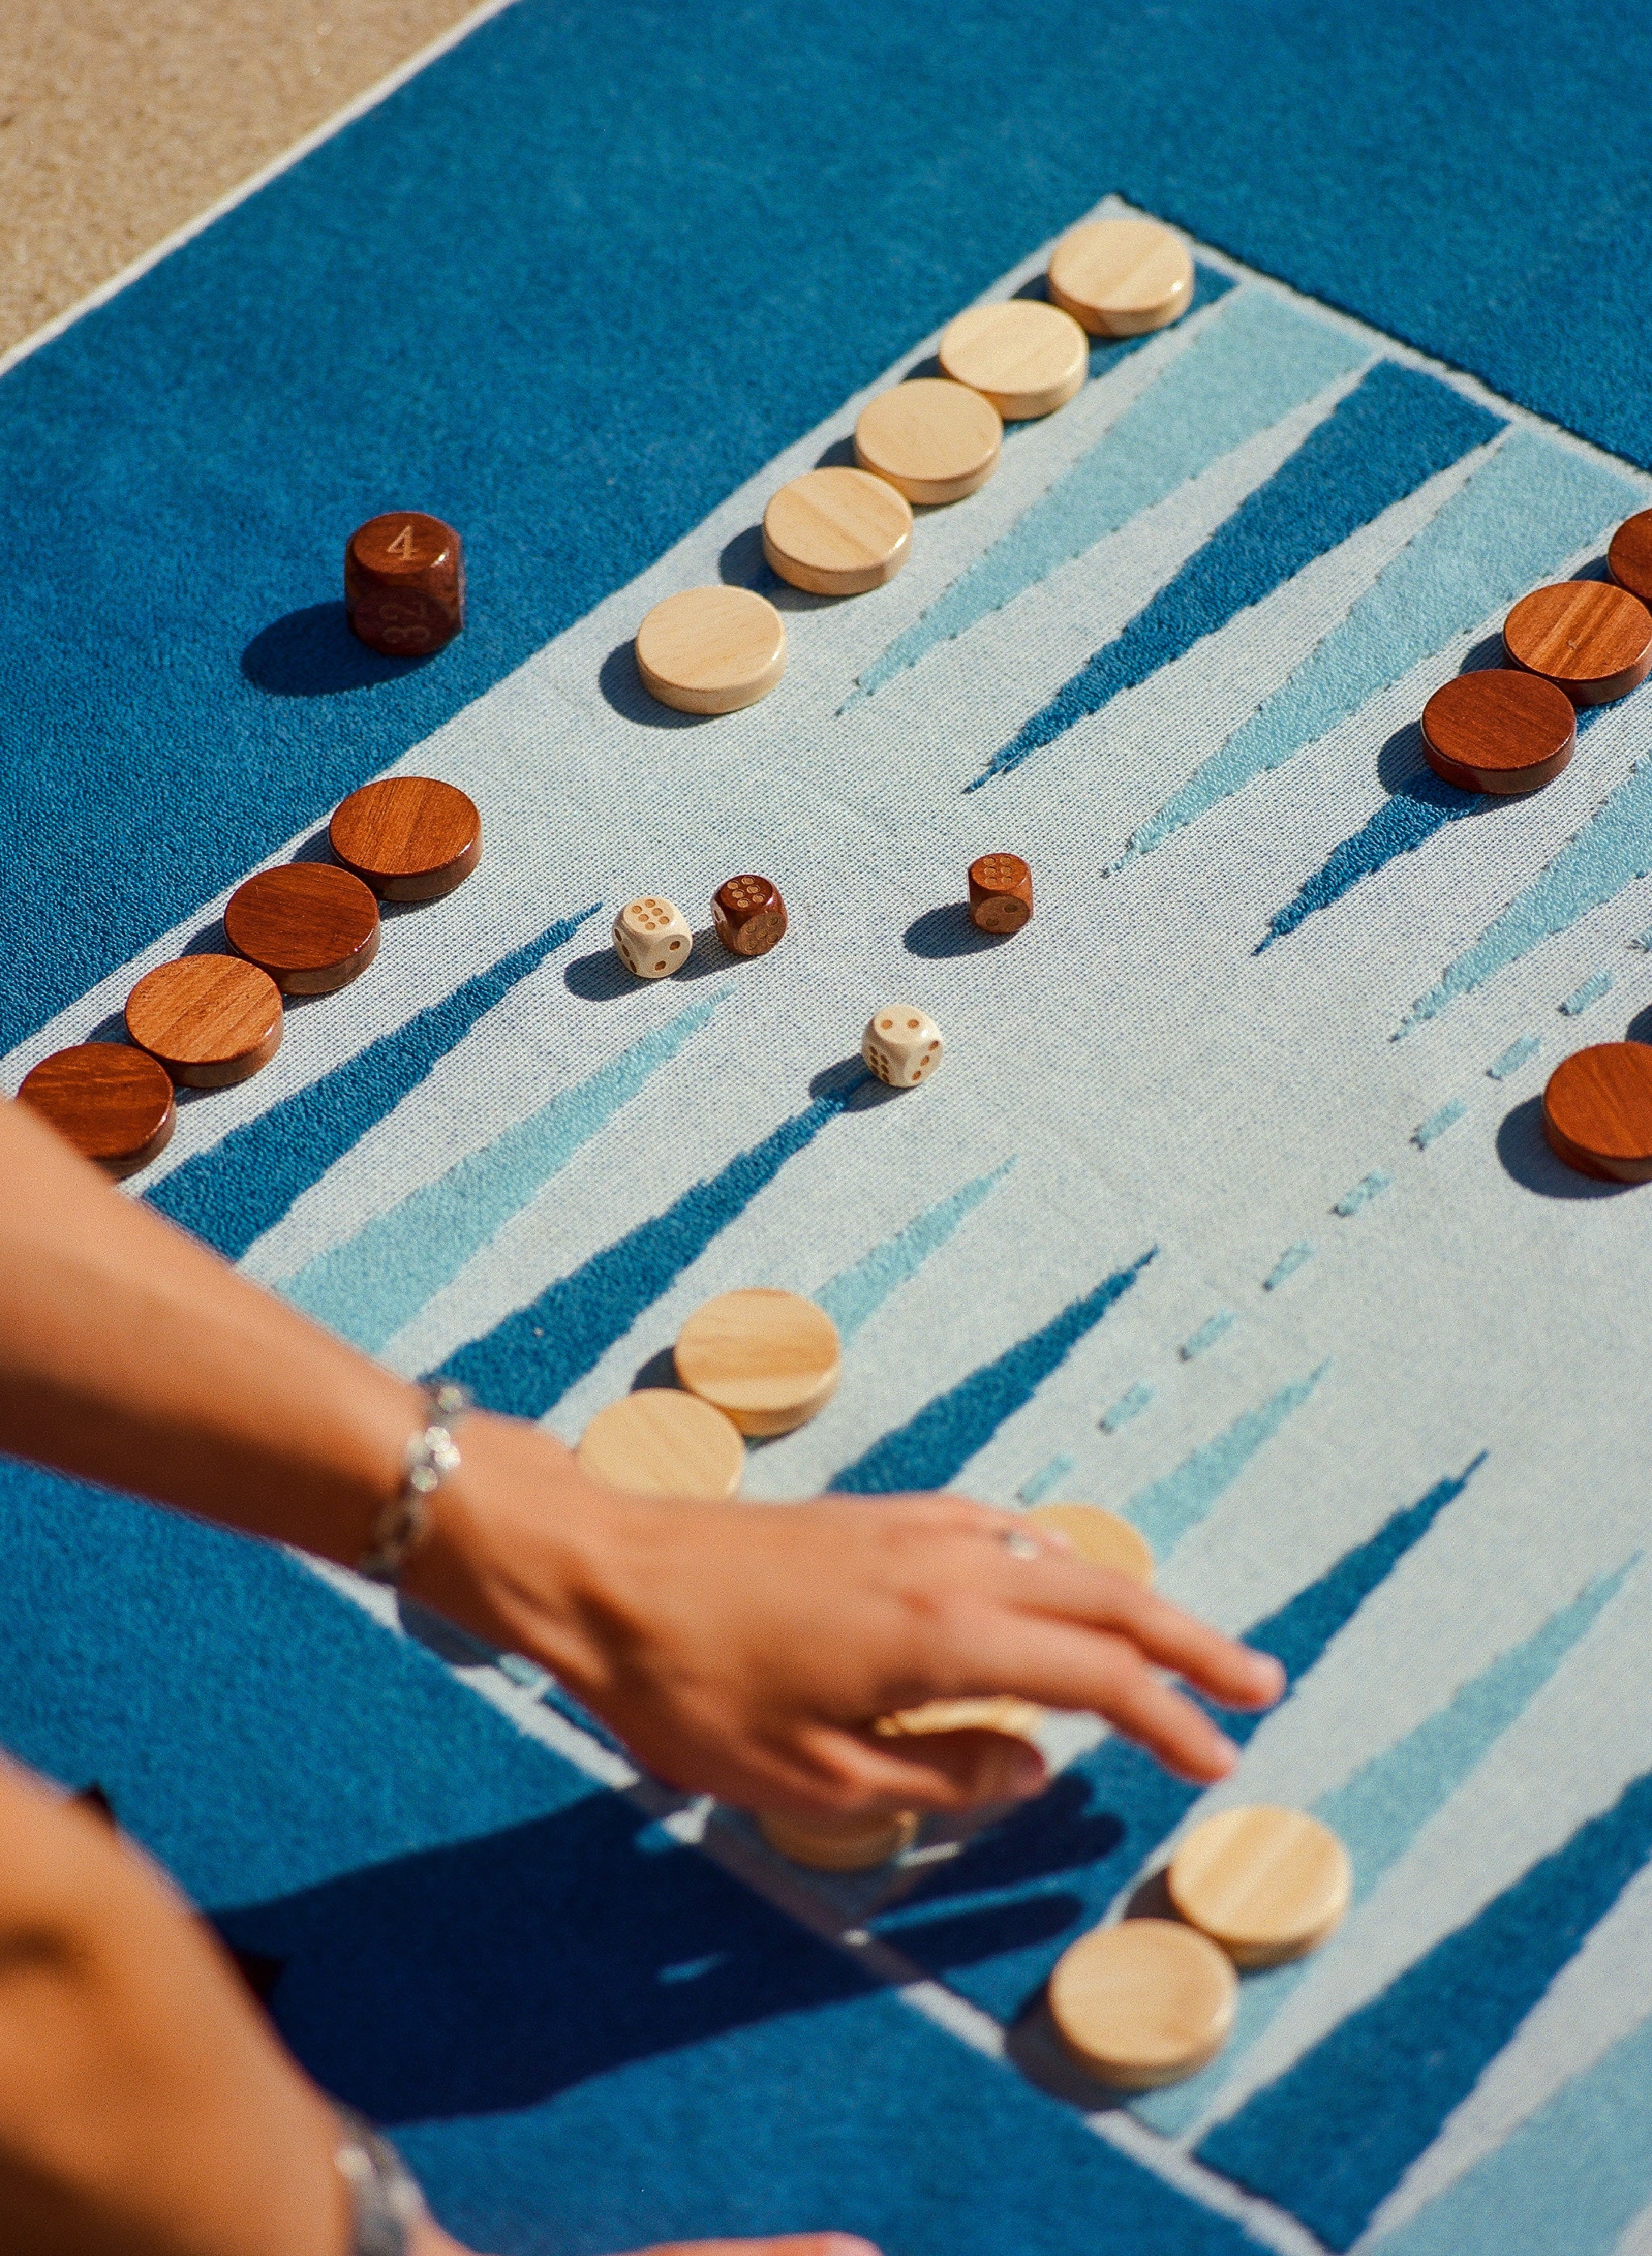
1001, 1527, 1041, 1560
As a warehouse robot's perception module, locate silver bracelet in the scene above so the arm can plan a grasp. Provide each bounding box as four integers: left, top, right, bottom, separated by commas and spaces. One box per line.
357, 1379, 471, 1584
333, 2108, 428, 2256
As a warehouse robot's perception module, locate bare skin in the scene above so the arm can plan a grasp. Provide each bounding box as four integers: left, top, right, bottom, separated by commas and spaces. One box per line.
0, 1094, 1283, 2253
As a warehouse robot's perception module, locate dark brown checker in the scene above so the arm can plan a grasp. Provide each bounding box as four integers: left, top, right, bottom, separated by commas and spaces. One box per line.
1608, 509, 1652, 608
1503, 580, 1652, 705
18, 1044, 177, 1177
125, 956, 283, 1088
1542, 1043, 1652, 1183
711, 874, 787, 957
968, 851, 1034, 933
344, 512, 465, 656
329, 776, 482, 901
1419, 671, 1576, 796
223, 863, 382, 994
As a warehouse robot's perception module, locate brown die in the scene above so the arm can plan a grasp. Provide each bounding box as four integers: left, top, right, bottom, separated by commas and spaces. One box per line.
968, 852, 1033, 934
345, 512, 465, 657
711, 874, 787, 958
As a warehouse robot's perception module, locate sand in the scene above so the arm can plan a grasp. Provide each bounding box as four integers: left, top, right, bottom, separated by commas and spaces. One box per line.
0, 0, 489, 359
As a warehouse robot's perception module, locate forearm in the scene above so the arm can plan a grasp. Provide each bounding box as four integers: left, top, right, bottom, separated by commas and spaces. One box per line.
0, 1758, 347, 2256
0, 1096, 441, 1563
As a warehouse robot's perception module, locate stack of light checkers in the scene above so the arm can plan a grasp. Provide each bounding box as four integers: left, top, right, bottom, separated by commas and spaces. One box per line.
1048, 1807, 1353, 2091
17, 777, 481, 1179
629, 216, 1194, 716
762, 1499, 1155, 1873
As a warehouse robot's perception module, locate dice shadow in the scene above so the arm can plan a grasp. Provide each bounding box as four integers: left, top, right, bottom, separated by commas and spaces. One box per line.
241, 604, 436, 697
564, 929, 740, 1003
904, 902, 1006, 958
809, 1055, 901, 1110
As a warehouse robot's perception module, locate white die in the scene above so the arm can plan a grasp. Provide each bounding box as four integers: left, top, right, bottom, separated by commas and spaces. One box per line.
861, 1004, 944, 1088
614, 896, 693, 979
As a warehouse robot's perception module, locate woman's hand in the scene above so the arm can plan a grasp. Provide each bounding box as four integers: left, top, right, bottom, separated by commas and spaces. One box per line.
403, 1413, 1283, 1819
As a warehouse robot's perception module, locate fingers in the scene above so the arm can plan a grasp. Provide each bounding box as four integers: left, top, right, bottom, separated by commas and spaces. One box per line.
749, 1719, 1045, 1819
940, 1616, 1245, 1782
859, 1723, 1049, 1810
995, 1556, 1283, 1711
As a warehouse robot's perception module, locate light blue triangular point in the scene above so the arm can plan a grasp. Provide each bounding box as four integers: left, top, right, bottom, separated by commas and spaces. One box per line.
1134, 1956, 1308, 2137
1018, 1452, 1076, 1506
849, 287, 1361, 703
1140, 1562, 1634, 2143
1100, 1380, 1154, 1433
1126, 428, 1639, 862
1263, 1241, 1315, 1291
1414, 1100, 1466, 1150
1562, 968, 1615, 1016
814, 1159, 1014, 1346
282, 989, 729, 1352
1124, 1360, 1330, 1559
1319, 1560, 1633, 1906
1488, 1033, 1542, 1080
1180, 1309, 1237, 1359
1370, 2012, 1652, 2256
1404, 754, 1652, 1033
1335, 1169, 1391, 1217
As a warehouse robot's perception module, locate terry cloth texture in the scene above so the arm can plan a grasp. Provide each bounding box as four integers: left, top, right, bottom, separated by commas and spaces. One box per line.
6, 7, 1652, 2250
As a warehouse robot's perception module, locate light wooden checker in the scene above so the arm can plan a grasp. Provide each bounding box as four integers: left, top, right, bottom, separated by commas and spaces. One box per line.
1048, 1919, 1237, 2089
124, 955, 282, 1088
674, 1289, 841, 1436
938, 299, 1087, 420
575, 1389, 745, 1500
761, 466, 913, 595
877, 1694, 1045, 1741
634, 585, 786, 714
758, 1809, 919, 1871
1167, 1805, 1352, 1967
1025, 1502, 1154, 1583
853, 378, 1002, 504
1047, 216, 1195, 337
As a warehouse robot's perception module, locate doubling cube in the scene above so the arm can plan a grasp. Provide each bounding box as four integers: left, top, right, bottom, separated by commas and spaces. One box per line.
968, 851, 1033, 934
614, 896, 693, 980
712, 874, 787, 957
861, 1005, 943, 1088
344, 512, 465, 657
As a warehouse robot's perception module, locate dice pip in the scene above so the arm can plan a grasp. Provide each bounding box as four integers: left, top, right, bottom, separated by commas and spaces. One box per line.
968, 851, 1033, 934
614, 896, 693, 979
861, 1005, 944, 1088
712, 874, 787, 957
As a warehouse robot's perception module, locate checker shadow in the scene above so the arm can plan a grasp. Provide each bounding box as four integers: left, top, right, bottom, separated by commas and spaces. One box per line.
1496, 1094, 1634, 1200
242, 604, 436, 697
598, 641, 713, 729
